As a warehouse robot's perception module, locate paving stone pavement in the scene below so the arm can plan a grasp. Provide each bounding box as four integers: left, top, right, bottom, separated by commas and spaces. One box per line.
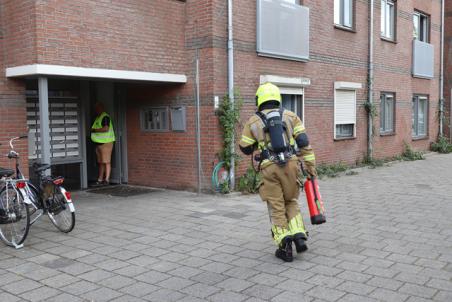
0, 153, 451, 302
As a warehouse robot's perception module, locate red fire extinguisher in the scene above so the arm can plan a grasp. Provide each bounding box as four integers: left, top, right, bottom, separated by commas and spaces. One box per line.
301, 164, 326, 225
304, 177, 326, 225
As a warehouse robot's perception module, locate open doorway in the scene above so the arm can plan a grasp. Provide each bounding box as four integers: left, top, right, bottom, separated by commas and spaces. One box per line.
86, 81, 128, 186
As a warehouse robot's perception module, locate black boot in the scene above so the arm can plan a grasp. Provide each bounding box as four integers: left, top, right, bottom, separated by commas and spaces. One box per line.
293, 233, 308, 253
275, 236, 293, 262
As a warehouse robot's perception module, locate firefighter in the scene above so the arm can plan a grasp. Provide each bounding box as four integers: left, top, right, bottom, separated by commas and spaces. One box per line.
239, 82, 317, 262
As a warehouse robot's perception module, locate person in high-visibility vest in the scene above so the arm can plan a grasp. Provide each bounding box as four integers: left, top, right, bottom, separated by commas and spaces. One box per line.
239, 82, 317, 262
91, 102, 115, 186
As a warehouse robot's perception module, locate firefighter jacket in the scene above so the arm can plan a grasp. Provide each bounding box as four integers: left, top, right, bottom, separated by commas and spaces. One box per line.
239, 109, 317, 175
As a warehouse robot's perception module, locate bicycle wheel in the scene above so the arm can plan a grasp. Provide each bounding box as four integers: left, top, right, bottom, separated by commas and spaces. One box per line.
46, 186, 75, 233
0, 184, 30, 247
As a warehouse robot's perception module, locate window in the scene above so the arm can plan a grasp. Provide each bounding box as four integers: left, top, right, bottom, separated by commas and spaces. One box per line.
412, 96, 428, 137
334, 89, 356, 139
282, 94, 304, 122
380, 93, 395, 134
256, 0, 309, 61
413, 11, 429, 42
281, 0, 301, 4
140, 107, 168, 131
381, 0, 395, 40
334, 0, 353, 28
336, 124, 354, 138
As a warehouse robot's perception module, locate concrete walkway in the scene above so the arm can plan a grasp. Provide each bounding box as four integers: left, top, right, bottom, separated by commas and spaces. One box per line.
0, 153, 452, 302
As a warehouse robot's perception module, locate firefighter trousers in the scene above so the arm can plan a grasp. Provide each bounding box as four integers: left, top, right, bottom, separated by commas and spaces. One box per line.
259, 160, 307, 245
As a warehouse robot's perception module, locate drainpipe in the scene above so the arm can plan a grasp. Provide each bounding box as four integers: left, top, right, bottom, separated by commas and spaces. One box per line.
195, 49, 202, 194
227, 0, 235, 189
367, 0, 375, 159
440, 0, 445, 138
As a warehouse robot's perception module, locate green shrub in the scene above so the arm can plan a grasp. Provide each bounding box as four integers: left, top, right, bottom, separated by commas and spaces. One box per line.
316, 162, 349, 179
237, 167, 260, 194
361, 155, 384, 169
401, 143, 424, 161
431, 136, 452, 153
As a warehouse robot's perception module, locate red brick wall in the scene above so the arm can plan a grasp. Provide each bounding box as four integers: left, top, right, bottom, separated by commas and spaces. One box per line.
224, 0, 441, 174
0, 1, 31, 172
125, 83, 222, 191
1, 0, 188, 75
373, 0, 441, 158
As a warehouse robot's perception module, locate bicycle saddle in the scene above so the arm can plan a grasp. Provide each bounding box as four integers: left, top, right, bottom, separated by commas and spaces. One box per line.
33, 163, 51, 173
0, 168, 14, 177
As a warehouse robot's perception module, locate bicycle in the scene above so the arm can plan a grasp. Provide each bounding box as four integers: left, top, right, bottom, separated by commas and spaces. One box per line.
27, 161, 76, 233
0, 135, 32, 248
1, 136, 75, 248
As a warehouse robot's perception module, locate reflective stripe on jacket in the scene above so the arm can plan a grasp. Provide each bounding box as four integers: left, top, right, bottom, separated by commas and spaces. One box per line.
91, 112, 115, 143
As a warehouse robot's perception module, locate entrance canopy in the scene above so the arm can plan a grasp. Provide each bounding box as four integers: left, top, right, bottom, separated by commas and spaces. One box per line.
6, 64, 187, 189
6, 64, 187, 83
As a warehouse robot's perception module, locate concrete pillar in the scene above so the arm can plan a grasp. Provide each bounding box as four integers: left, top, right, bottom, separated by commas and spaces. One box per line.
38, 77, 51, 175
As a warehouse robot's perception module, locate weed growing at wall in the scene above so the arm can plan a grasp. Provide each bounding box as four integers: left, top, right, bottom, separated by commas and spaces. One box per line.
217, 93, 243, 193
400, 142, 425, 161
431, 136, 452, 153
237, 166, 260, 194
361, 155, 384, 169
316, 162, 349, 179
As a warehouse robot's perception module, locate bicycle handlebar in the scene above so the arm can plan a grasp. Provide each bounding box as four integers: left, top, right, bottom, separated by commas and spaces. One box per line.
9, 135, 28, 151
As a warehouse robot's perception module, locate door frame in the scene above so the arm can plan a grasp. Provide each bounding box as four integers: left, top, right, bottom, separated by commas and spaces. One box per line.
84, 81, 128, 185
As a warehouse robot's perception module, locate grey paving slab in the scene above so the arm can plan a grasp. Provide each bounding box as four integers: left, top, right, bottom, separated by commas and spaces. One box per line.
2, 279, 42, 295
305, 286, 346, 302
60, 280, 100, 295
275, 278, 315, 293
190, 271, 228, 285
0, 292, 21, 302
135, 270, 171, 284
78, 269, 116, 282
109, 295, 147, 302
242, 284, 283, 300
215, 278, 255, 292
81, 287, 123, 302
119, 281, 159, 297
18, 286, 61, 302
97, 275, 137, 290
398, 283, 438, 299
369, 288, 409, 302
338, 294, 379, 302
336, 281, 377, 296
366, 276, 404, 291
143, 288, 186, 302
208, 291, 249, 302
169, 266, 203, 279
181, 283, 221, 298
271, 291, 311, 302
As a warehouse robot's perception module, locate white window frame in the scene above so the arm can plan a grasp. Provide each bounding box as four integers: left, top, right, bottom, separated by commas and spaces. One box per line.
412, 95, 428, 138
260, 75, 310, 124
413, 11, 429, 42
334, 82, 362, 139
380, 92, 395, 134
334, 0, 354, 29
140, 107, 169, 132
381, 0, 395, 40
281, 92, 305, 123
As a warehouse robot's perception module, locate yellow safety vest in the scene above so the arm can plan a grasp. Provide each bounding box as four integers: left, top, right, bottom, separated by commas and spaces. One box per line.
91, 112, 115, 143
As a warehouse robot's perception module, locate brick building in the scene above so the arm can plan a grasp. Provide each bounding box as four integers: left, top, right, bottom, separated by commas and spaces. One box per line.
0, 0, 443, 191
